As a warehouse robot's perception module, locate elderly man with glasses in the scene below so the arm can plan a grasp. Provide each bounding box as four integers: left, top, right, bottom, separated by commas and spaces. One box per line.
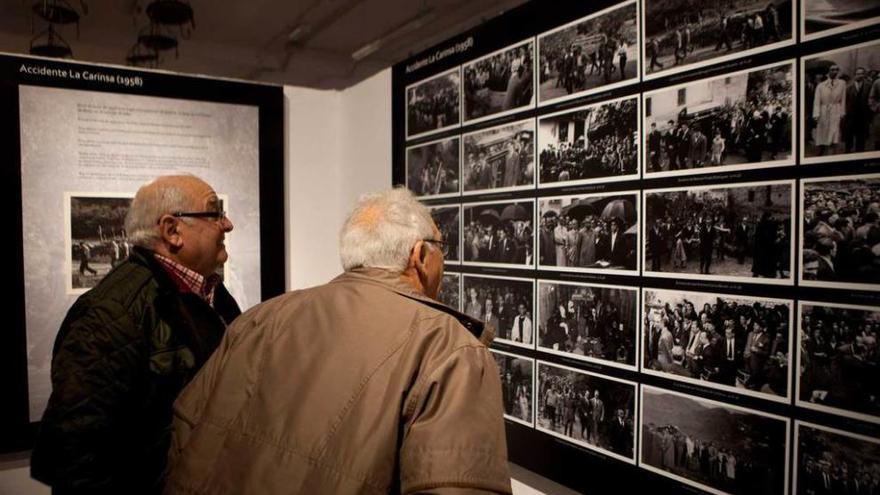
32, 174, 241, 494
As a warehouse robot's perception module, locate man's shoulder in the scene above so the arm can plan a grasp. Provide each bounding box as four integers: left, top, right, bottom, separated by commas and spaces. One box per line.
76, 258, 159, 309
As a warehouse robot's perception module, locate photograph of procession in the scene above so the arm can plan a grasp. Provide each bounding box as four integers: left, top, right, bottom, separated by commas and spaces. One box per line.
405, 136, 460, 199
538, 96, 639, 187
644, 61, 794, 178
536, 361, 637, 463
462, 200, 534, 268
491, 349, 535, 426
802, 0, 880, 41
439, 273, 460, 311
462, 274, 534, 348
537, 281, 638, 370
644, 180, 794, 284
538, 192, 639, 274
800, 174, 880, 291
642, 0, 793, 79
429, 205, 460, 263
537, 0, 639, 104
66, 193, 134, 293
640, 385, 790, 495
405, 67, 460, 139
463, 39, 535, 124
462, 119, 535, 194
794, 421, 880, 495
797, 301, 880, 423
802, 40, 880, 164
642, 288, 792, 402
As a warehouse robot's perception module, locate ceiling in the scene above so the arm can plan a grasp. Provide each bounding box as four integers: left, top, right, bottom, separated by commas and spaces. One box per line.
0, 0, 529, 89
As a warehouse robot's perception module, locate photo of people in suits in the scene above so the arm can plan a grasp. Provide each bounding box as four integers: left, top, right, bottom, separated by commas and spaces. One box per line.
405, 136, 460, 199
794, 421, 880, 495
491, 350, 535, 426
406, 67, 460, 138
463, 39, 534, 123
462, 119, 535, 194
462, 274, 534, 347
462, 200, 534, 267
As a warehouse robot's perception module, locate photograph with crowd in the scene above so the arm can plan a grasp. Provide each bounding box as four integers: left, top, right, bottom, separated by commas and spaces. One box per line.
645, 182, 793, 280
429, 205, 460, 262
537, 0, 638, 103
537, 362, 636, 461
641, 386, 789, 495
643, 0, 792, 77
798, 302, 879, 420
537, 281, 637, 369
803, 41, 880, 162
642, 289, 791, 399
803, 0, 880, 39
538, 193, 638, 272
462, 200, 534, 266
462, 275, 534, 345
801, 176, 880, 288
438, 273, 460, 311
463, 40, 535, 122
462, 120, 535, 193
492, 351, 535, 424
405, 137, 460, 198
69, 195, 133, 291
406, 68, 460, 137
539, 97, 638, 185
795, 422, 880, 495
644, 63, 793, 175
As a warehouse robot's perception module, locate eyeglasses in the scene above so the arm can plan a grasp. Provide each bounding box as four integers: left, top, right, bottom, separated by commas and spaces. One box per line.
422, 238, 449, 255
158, 211, 227, 224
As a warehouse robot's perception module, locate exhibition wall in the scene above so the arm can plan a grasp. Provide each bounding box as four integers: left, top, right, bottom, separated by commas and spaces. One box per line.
392, 0, 880, 493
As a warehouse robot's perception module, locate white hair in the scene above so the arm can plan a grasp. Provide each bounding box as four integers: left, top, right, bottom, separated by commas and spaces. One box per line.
124, 175, 198, 248
339, 187, 435, 273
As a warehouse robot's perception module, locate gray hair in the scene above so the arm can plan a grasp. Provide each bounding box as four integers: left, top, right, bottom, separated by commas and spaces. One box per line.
339, 187, 435, 273
124, 175, 198, 248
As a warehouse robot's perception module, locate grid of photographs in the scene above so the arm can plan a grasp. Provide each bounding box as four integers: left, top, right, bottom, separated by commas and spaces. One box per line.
397, 0, 880, 490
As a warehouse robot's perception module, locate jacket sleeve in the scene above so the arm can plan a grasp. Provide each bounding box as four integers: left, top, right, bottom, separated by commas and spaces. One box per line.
31, 300, 145, 491
399, 345, 512, 495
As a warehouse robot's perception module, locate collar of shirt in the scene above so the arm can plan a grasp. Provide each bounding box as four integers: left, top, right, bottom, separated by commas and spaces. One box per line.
154, 253, 220, 305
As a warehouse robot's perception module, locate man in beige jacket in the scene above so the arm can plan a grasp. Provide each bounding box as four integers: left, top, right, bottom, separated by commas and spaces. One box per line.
164, 188, 511, 494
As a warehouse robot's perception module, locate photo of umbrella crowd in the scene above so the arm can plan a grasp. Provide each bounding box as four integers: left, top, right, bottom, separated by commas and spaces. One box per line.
538, 193, 638, 272
803, 41, 880, 162
644, 62, 793, 175
438, 273, 461, 311
405, 137, 460, 198
463, 40, 534, 123
492, 351, 535, 425
69, 195, 133, 291
406, 68, 460, 138
429, 205, 460, 263
642, 289, 791, 400
645, 182, 793, 281
462, 120, 535, 193
803, 0, 880, 39
462, 275, 534, 346
538, 97, 639, 186
795, 422, 880, 495
642, 0, 791, 77
462, 200, 534, 266
537, 0, 639, 103
537, 281, 637, 369
641, 386, 789, 495
798, 302, 879, 421
537, 362, 636, 462
800, 175, 880, 289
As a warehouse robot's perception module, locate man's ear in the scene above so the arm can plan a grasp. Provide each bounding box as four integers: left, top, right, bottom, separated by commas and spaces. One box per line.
158, 216, 184, 248
410, 240, 427, 274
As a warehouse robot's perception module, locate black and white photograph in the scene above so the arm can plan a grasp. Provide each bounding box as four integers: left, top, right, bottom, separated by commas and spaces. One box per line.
536, 361, 637, 463
536, 281, 638, 370
644, 180, 794, 285
405, 67, 461, 139
429, 205, 460, 263
491, 349, 535, 426
802, 40, 880, 164
537, 0, 640, 105
405, 136, 460, 199
800, 174, 880, 291
65, 193, 133, 293
462, 119, 535, 194
463, 39, 535, 124
794, 421, 880, 495
538, 96, 639, 187
642, 288, 792, 402
538, 192, 639, 274
644, 61, 794, 178
439, 272, 461, 311
640, 385, 790, 495
462, 274, 534, 348
462, 199, 535, 268
641, 0, 793, 80
797, 301, 880, 423
802, 0, 880, 41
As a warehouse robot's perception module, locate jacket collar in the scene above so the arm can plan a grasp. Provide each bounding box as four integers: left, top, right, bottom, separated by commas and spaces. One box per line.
331, 267, 492, 346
